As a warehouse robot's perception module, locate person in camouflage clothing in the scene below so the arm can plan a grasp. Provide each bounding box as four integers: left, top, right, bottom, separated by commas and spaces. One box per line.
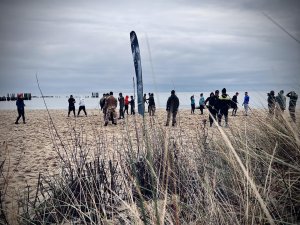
104, 92, 118, 126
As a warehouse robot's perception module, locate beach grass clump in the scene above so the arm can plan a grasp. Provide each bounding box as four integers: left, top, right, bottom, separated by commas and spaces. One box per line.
7, 110, 300, 224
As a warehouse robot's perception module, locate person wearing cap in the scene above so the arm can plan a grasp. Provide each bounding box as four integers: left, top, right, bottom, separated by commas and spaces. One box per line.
68, 95, 76, 117
166, 90, 180, 126
77, 97, 87, 116
104, 91, 118, 126
218, 88, 231, 127
15, 94, 26, 124
205, 91, 218, 127
242, 92, 250, 116
286, 91, 298, 122
231, 92, 239, 116
267, 91, 276, 115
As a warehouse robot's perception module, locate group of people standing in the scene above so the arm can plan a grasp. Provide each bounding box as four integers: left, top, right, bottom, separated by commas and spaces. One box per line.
267, 90, 298, 122
191, 90, 250, 127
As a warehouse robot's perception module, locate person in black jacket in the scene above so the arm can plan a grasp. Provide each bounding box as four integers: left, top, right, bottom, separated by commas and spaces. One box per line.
148, 93, 156, 116
68, 95, 76, 117
231, 92, 239, 116
267, 91, 276, 115
165, 90, 180, 126
218, 88, 231, 127
205, 90, 219, 127
15, 94, 26, 124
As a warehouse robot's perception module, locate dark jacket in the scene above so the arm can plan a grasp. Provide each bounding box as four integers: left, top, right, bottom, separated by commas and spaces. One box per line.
166, 94, 179, 112
16, 98, 25, 110
275, 92, 286, 110
148, 96, 155, 106
68, 97, 76, 108
267, 94, 276, 109
287, 91, 298, 109
218, 94, 231, 111
118, 96, 125, 108
205, 95, 218, 111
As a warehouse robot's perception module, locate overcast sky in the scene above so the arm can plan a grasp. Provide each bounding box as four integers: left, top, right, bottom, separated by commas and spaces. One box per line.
0, 0, 299, 96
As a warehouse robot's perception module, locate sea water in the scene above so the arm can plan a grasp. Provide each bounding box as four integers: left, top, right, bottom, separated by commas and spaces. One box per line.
0, 91, 293, 110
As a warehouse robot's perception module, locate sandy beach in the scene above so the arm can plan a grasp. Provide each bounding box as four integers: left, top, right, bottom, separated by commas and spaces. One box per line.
1, 108, 299, 224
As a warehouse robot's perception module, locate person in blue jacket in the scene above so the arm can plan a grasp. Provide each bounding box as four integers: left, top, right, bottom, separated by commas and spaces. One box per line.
242, 92, 250, 116
15, 94, 26, 124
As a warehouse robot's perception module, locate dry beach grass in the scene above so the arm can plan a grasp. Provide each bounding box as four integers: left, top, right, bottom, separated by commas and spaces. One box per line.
0, 108, 299, 224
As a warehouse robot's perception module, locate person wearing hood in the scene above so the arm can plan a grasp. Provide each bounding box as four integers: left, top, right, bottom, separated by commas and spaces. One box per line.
199, 93, 205, 115
15, 94, 26, 124
68, 95, 76, 117
275, 90, 286, 114
286, 91, 298, 122
77, 97, 87, 116
267, 91, 276, 115
218, 88, 231, 127
165, 90, 180, 126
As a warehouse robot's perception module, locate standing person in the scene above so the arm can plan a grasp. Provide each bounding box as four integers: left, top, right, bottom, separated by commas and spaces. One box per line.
275, 90, 286, 116
15, 94, 26, 124
124, 95, 129, 115
242, 92, 250, 116
218, 88, 231, 127
77, 97, 87, 116
118, 93, 125, 119
231, 92, 239, 116
199, 93, 205, 115
148, 93, 156, 116
190, 95, 195, 114
267, 91, 276, 115
99, 93, 106, 111
104, 92, 117, 126
102, 93, 109, 120
143, 93, 148, 113
165, 90, 180, 126
68, 95, 76, 117
205, 90, 219, 127
130, 96, 135, 115
286, 91, 298, 122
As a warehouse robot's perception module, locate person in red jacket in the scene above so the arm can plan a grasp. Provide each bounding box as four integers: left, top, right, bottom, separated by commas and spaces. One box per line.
124, 95, 129, 115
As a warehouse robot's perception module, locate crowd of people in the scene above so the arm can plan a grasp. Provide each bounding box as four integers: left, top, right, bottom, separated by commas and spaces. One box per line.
14, 89, 298, 127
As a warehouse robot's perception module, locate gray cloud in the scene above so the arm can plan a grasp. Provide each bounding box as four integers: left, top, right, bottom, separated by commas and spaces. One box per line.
0, 0, 299, 96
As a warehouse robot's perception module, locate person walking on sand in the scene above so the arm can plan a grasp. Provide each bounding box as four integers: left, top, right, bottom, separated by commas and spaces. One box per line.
130, 96, 135, 115
218, 88, 231, 127
242, 92, 250, 116
275, 90, 286, 116
104, 91, 118, 126
124, 95, 129, 115
77, 97, 87, 116
68, 95, 76, 117
286, 91, 298, 122
166, 90, 180, 126
199, 93, 205, 115
118, 92, 125, 119
15, 94, 26, 124
148, 93, 156, 116
190, 95, 195, 114
267, 91, 276, 116
231, 92, 239, 116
